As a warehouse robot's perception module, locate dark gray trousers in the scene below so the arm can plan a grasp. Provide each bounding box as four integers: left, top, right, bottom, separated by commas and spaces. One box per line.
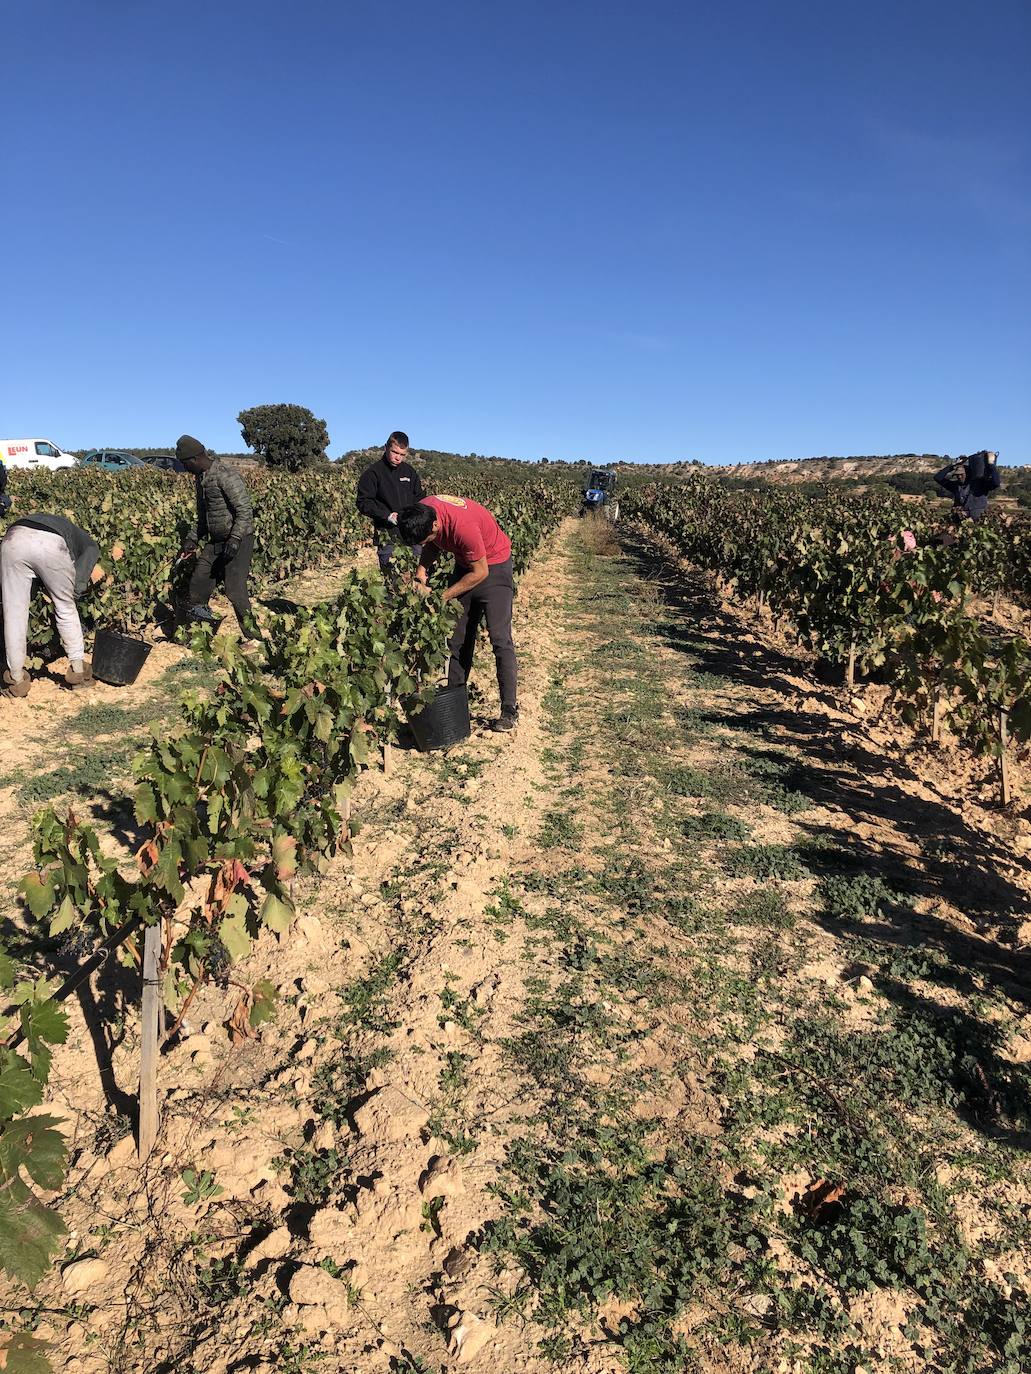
447, 557, 517, 711
188, 534, 254, 632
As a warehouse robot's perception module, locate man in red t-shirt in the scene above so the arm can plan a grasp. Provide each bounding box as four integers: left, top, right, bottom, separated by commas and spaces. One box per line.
397, 496, 518, 732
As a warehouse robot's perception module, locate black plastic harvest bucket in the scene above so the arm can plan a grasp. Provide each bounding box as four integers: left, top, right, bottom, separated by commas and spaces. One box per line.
406, 683, 471, 752
92, 629, 153, 686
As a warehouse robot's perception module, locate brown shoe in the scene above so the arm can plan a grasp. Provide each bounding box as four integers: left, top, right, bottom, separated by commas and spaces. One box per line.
3, 670, 31, 698
65, 660, 94, 688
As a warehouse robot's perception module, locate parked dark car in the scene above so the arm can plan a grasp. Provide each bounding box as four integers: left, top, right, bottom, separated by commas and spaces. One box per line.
143, 454, 188, 473
79, 449, 145, 472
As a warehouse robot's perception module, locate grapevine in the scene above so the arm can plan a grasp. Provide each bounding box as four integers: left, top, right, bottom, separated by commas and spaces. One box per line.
1, 466, 572, 1369
625, 476, 1031, 773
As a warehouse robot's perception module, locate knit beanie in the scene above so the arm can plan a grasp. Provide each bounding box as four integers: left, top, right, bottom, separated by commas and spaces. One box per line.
176, 435, 207, 463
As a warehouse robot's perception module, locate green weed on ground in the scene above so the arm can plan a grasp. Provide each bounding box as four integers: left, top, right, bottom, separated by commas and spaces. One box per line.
479, 526, 1031, 1374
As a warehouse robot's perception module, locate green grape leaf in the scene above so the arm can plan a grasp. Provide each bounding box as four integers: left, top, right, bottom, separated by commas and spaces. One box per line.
0, 1328, 55, 1374
0, 1052, 44, 1118
248, 979, 278, 1029
0, 1115, 68, 1190
48, 896, 76, 938
17, 875, 55, 922
19, 1002, 69, 1084
0, 1172, 68, 1290
218, 912, 251, 964
134, 782, 159, 826
259, 892, 294, 934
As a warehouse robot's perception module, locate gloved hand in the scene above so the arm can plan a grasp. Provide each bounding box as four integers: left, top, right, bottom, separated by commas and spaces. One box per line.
181, 535, 199, 556
223, 539, 241, 562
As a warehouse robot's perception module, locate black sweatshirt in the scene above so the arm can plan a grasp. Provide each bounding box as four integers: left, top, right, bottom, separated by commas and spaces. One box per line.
356, 457, 425, 539
934, 454, 1001, 520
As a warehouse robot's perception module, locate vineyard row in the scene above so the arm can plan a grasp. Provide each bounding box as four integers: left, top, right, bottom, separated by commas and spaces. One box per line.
625, 478, 1031, 774
0, 469, 574, 1368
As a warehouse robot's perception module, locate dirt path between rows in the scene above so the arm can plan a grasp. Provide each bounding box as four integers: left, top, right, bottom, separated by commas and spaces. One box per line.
6, 519, 1030, 1374
13, 526, 577, 1374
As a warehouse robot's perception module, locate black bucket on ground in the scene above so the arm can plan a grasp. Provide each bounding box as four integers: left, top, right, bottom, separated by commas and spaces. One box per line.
405, 683, 471, 752
92, 629, 153, 686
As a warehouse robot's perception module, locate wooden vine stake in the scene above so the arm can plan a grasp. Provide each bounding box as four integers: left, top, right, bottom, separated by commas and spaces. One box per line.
931, 688, 943, 744
138, 922, 162, 1163
999, 706, 1012, 807
846, 638, 857, 691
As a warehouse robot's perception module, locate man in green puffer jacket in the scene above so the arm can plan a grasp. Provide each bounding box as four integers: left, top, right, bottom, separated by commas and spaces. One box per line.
176, 435, 257, 645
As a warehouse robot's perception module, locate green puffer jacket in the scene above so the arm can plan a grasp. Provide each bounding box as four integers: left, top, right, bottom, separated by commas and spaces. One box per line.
192, 460, 255, 543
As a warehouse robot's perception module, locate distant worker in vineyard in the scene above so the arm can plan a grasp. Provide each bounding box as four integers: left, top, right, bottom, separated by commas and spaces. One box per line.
175, 436, 258, 649
397, 495, 518, 733
1, 511, 105, 697
356, 431, 425, 570
934, 451, 1001, 522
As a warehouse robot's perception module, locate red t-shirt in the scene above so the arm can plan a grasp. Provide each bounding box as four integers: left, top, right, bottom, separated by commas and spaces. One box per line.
421, 496, 512, 568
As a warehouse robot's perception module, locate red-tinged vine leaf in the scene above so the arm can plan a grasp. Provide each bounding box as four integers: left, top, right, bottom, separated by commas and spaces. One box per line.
226, 994, 253, 1047
16, 876, 55, 922
137, 839, 160, 875
210, 861, 238, 911
259, 892, 294, 934
798, 1179, 846, 1223
271, 834, 297, 881
0, 1329, 54, 1373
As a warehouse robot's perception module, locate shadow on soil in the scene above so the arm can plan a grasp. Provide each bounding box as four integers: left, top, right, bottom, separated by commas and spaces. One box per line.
621, 531, 1031, 1029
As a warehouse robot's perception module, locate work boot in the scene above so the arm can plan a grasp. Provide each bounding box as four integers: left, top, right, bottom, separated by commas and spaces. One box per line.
65, 660, 94, 689
2, 670, 30, 698
491, 706, 519, 733
189, 604, 221, 625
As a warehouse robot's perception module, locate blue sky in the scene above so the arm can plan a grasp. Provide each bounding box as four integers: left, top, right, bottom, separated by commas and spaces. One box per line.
2, 0, 1028, 464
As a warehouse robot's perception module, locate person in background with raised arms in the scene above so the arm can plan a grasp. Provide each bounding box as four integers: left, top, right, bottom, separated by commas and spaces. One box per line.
934, 450, 1001, 523
1, 509, 105, 697
175, 435, 258, 649
397, 494, 518, 733
356, 431, 425, 571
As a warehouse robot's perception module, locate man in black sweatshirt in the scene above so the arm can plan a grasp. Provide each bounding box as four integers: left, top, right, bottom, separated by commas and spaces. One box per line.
356, 432, 425, 570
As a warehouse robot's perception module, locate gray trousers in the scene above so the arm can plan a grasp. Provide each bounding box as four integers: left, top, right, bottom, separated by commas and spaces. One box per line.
447, 557, 517, 711
1, 525, 85, 675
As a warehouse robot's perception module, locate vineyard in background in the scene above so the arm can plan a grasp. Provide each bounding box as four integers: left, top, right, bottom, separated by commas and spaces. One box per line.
0, 460, 575, 1367
625, 477, 1031, 785
0, 460, 579, 660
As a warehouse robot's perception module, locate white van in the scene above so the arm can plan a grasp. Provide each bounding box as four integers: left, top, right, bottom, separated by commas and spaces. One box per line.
1, 438, 77, 471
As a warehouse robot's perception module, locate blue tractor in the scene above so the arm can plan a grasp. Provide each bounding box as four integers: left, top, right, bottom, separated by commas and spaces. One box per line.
580, 468, 619, 520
